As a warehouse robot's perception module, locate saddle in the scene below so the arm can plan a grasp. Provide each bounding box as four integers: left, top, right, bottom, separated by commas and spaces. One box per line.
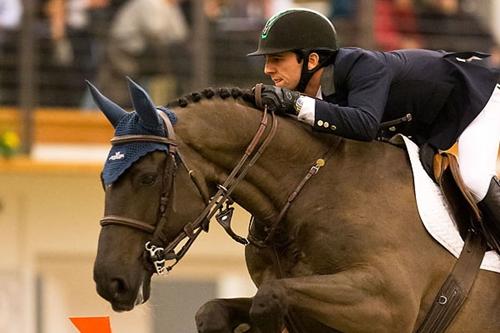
378, 116, 498, 252
421, 146, 499, 252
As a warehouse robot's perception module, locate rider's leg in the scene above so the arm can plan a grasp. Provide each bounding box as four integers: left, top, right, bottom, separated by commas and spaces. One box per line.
458, 85, 500, 250
478, 177, 500, 239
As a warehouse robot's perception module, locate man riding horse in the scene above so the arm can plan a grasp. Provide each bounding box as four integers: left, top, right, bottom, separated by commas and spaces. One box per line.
248, 8, 500, 253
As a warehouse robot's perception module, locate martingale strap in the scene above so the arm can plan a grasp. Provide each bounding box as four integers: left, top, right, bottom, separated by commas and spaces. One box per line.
416, 230, 486, 333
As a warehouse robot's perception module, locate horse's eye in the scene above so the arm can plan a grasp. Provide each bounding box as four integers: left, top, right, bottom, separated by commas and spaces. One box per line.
140, 174, 158, 186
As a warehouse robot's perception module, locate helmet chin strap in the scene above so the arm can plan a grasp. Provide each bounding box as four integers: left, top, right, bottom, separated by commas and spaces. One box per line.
296, 61, 316, 93
295, 50, 335, 93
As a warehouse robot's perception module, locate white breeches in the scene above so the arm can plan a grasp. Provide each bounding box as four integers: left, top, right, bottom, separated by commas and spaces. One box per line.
458, 84, 500, 202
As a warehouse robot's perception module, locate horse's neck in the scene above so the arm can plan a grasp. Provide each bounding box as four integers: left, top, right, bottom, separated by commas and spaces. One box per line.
174, 99, 339, 222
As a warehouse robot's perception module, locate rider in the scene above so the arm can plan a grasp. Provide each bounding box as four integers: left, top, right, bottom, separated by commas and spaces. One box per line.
248, 8, 500, 251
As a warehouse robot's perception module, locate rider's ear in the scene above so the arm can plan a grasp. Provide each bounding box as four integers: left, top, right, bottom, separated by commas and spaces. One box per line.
126, 77, 162, 129
308, 53, 320, 71
86, 80, 126, 128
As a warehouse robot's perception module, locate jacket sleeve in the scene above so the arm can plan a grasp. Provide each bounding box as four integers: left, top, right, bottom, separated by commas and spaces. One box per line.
313, 52, 391, 141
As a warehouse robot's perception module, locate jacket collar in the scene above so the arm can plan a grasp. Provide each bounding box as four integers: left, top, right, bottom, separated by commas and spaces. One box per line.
319, 63, 335, 97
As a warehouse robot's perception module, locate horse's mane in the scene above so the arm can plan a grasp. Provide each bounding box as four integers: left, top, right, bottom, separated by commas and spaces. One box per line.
166, 87, 255, 108
166, 86, 346, 151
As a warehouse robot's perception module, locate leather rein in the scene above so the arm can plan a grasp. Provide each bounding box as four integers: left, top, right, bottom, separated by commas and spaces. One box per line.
99, 87, 333, 275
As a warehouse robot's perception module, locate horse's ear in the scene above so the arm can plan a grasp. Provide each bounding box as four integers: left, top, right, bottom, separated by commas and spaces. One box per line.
86, 80, 127, 128
126, 77, 161, 128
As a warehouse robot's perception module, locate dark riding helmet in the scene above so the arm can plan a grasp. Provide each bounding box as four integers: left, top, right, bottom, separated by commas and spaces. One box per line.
247, 8, 338, 57
248, 8, 338, 92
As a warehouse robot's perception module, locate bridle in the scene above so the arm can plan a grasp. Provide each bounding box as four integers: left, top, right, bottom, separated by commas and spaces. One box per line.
99, 86, 336, 275
100, 94, 282, 274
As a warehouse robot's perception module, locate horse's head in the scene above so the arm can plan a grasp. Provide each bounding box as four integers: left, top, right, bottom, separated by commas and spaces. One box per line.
90, 79, 207, 311
90, 79, 342, 312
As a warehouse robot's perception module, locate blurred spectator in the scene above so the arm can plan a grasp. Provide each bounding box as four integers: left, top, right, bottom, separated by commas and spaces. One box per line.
374, 0, 423, 50
329, 0, 356, 18
416, 0, 496, 53
222, 0, 292, 20
0, 0, 22, 31
252, 0, 293, 19
96, 0, 188, 107
0, 0, 22, 105
0, 0, 22, 55
45, 0, 110, 106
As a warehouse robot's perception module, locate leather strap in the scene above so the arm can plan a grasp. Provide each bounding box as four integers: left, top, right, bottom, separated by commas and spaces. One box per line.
416, 230, 486, 333
434, 153, 482, 222
111, 135, 176, 146
158, 112, 177, 153
263, 139, 341, 244
101, 215, 156, 233
254, 83, 264, 109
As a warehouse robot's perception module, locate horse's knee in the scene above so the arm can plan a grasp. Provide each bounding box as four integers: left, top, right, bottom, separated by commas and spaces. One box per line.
250, 280, 288, 332
195, 300, 231, 333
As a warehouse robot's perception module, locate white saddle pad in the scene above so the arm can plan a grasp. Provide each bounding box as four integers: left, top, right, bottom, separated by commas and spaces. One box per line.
396, 135, 500, 273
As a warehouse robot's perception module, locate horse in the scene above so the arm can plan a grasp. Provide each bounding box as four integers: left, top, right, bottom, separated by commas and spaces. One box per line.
91, 79, 500, 333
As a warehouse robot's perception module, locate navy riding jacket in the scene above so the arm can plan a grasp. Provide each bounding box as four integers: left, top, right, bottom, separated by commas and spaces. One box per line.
314, 47, 499, 149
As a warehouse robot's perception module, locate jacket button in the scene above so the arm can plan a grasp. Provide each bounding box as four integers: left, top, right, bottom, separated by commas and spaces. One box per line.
317, 120, 324, 126
331, 125, 337, 131
323, 122, 329, 128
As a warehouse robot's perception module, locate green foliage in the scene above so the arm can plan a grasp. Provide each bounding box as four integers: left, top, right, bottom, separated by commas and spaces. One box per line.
0, 130, 20, 158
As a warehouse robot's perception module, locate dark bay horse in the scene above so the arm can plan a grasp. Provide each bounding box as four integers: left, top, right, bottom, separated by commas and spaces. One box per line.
91, 80, 500, 333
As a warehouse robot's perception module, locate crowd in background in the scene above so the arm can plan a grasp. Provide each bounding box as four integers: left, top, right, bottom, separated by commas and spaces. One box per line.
0, 0, 499, 108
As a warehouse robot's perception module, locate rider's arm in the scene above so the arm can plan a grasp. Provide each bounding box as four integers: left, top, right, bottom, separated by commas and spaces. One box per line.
297, 53, 392, 141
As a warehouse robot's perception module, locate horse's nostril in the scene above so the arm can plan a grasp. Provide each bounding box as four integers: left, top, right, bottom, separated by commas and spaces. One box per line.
110, 278, 128, 298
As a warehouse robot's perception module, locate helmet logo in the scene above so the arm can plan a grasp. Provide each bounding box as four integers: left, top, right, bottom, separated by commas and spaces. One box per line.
261, 9, 293, 39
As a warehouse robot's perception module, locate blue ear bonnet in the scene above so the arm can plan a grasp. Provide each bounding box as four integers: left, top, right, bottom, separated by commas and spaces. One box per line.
103, 107, 177, 185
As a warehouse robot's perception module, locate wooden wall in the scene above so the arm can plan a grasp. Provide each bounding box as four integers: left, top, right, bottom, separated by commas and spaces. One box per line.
0, 108, 113, 144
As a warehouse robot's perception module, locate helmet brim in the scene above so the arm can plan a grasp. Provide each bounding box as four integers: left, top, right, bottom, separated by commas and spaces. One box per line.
247, 47, 338, 57
247, 50, 265, 57
247, 48, 295, 57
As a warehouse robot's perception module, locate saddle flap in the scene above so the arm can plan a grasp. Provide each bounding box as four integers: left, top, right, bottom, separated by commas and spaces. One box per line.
432, 152, 482, 239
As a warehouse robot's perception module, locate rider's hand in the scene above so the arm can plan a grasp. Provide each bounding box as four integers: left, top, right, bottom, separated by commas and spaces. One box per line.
256, 84, 301, 115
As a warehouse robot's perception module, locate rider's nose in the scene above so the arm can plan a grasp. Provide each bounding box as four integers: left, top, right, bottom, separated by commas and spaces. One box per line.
264, 61, 275, 75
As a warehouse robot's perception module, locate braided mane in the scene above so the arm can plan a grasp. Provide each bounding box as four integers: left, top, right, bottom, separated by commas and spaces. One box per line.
166, 87, 255, 108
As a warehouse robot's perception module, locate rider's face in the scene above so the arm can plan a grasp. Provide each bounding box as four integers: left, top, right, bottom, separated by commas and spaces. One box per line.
264, 52, 302, 90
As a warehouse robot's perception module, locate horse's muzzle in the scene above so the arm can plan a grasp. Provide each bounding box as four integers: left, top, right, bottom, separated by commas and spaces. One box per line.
94, 264, 151, 312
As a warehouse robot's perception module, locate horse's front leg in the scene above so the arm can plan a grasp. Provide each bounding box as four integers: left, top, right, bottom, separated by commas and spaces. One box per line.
196, 297, 258, 333
250, 268, 419, 333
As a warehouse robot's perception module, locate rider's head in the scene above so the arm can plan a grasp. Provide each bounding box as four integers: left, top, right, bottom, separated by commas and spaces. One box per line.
248, 8, 338, 92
